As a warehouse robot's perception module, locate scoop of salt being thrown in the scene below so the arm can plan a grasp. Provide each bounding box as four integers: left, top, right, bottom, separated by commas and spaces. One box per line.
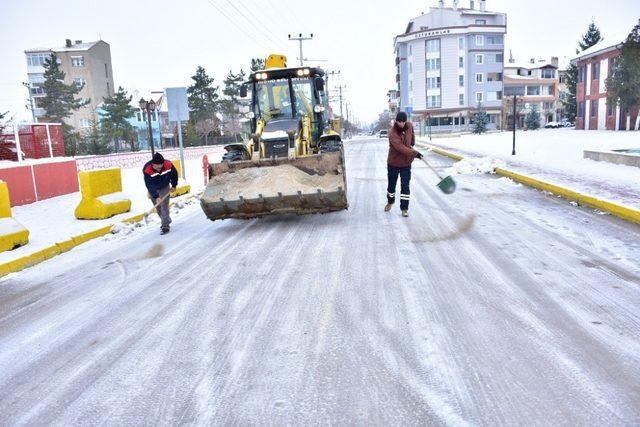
411, 215, 476, 243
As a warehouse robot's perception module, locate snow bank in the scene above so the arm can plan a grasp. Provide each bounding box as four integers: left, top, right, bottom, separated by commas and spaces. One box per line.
447, 157, 505, 175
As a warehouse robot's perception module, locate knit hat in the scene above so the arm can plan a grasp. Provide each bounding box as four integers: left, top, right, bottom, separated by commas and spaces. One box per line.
152, 153, 164, 164
395, 112, 408, 122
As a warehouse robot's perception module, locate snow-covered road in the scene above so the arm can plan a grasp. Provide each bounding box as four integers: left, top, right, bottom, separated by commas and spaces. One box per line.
1, 138, 639, 425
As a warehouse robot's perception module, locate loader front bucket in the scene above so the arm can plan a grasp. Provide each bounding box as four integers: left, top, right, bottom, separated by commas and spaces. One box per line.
200, 150, 348, 221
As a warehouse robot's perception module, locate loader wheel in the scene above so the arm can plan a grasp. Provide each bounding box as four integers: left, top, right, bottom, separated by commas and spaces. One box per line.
319, 139, 343, 153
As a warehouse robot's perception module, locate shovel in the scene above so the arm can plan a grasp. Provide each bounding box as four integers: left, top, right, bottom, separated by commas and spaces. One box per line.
419, 156, 456, 195
144, 191, 172, 224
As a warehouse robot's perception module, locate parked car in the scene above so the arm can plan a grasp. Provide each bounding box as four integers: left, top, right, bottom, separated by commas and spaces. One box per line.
378, 130, 388, 138
559, 119, 574, 128
544, 121, 560, 129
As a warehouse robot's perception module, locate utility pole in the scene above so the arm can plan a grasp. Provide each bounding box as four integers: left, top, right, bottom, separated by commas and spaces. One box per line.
22, 82, 35, 122
325, 70, 340, 96
288, 33, 313, 66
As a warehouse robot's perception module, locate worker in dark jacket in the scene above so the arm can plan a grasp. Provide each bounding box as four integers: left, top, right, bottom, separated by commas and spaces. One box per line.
143, 153, 178, 234
385, 112, 423, 217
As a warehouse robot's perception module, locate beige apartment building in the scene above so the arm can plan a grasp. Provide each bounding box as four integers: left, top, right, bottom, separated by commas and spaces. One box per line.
503, 56, 560, 128
25, 39, 114, 131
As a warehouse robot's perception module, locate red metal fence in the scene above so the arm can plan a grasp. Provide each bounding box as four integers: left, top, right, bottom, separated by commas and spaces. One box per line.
0, 123, 65, 161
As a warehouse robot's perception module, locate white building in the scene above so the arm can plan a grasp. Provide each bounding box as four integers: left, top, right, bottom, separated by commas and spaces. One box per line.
394, 0, 507, 133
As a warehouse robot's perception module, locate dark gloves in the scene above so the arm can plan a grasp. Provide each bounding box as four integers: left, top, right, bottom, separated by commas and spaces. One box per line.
415, 151, 424, 159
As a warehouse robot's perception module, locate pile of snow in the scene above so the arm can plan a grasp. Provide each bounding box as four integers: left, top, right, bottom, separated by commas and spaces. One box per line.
447, 157, 505, 175
110, 221, 142, 236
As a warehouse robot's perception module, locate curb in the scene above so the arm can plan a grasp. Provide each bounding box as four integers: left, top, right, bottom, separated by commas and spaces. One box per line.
0, 191, 202, 278
416, 142, 640, 226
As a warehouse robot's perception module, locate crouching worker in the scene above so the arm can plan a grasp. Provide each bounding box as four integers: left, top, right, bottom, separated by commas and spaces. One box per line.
385, 111, 423, 218
143, 153, 178, 234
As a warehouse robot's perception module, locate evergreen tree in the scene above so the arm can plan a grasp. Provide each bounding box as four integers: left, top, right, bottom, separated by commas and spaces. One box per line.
525, 105, 541, 130
98, 86, 136, 152
222, 69, 246, 136
62, 124, 81, 157
564, 64, 578, 122
606, 22, 640, 130
473, 104, 489, 134
41, 53, 90, 123
579, 21, 603, 51
563, 22, 603, 123
250, 58, 266, 72
83, 120, 112, 155
187, 66, 219, 143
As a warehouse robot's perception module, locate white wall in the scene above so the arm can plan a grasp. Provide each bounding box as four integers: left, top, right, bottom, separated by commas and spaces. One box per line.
585, 62, 592, 96
441, 36, 459, 109
413, 40, 427, 111
599, 58, 608, 94
598, 98, 607, 129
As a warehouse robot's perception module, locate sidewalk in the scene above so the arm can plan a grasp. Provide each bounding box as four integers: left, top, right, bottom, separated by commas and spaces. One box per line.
0, 150, 223, 265
417, 129, 640, 209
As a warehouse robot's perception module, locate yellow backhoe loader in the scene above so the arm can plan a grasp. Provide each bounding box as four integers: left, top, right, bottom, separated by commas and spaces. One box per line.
201, 55, 348, 221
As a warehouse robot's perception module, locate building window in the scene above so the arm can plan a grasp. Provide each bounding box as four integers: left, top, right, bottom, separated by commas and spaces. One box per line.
71, 56, 85, 67
487, 72, 502, 82
476, 92, 483, 103
459, 75, 464, 87
73, 77, 86, 88
592, 62, 600, 80
459, 56, 464, 68
475, 19, 487, 25
541, 85, 553, 96
495, 53, 504, 63
104, 63, 109, 77
409, 45, 412, 55
426, 39, 440, 53
427, 58, 441, 70
476, 73, 484, 83
80, 118, 91, 128
590, 100, 598, 117
578, 101, 585, 118
579, 65, 587, 83
487, 36, 502, 44
607, 101, 614, 116
458, 37, 464, 49
496, 91, 503, 100
427, 77, 441, 89
428, 95, 441, 108
152, 111, 157, 121
26, 53, 51, 67
30, 86, 45, 95
136, 112, 142, 122
409, 80, 413, 91
459, 94, 464, 105
106, 82, 110, 94
543, 101, 554, 110
527, 86, 540, 96
476, 35, 484, 46
409, 62, 413, 73
486, 91, 503, 101
475, 54, 484, 64
541, 69, 555, 79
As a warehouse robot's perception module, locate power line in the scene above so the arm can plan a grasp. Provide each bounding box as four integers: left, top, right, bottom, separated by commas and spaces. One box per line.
222, 0, 288, 51
204, 0, 271, 52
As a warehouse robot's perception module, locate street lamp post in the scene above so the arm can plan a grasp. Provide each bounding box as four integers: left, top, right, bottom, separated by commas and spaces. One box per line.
512, 94, 517, 155
139, 98, 156, 156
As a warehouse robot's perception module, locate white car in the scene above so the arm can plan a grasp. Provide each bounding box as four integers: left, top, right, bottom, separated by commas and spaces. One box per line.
378, 130, 388, 138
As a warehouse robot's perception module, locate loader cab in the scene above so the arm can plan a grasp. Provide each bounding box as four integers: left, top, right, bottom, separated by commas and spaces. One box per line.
244, 67, 328, 137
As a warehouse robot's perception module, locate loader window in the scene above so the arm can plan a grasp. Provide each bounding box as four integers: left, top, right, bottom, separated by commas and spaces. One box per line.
255, 79, 293, 121
292, 79, 313, 117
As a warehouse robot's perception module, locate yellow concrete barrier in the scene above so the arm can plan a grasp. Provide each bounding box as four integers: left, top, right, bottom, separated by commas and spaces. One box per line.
170, 159, 191, 198
75, 168, 132, 219
0, 182, 29, 252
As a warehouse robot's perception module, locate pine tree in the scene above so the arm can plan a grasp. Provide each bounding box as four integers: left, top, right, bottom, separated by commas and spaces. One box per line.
41, 53, 90, 123
579, 22, 603, 51
222, 69, 246, 136
84, 120, 112, 155
473, 104, 489, 134
525, 105, 541, 130
99, 86, 137, 152
187, 66, 219, 144
563, 22, 603, 123
250, 58, 266, 72
564, 63, 578, 122
606, 22, 640, 130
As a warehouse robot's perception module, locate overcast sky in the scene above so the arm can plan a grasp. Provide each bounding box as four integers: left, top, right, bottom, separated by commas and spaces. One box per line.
1, 0, 638, 123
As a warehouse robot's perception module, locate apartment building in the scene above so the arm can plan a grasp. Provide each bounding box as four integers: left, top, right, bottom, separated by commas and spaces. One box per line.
573, 35, 638, 130
394, 0, 507, 133
503, 57, 560, 128
25, 39, 115, 131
